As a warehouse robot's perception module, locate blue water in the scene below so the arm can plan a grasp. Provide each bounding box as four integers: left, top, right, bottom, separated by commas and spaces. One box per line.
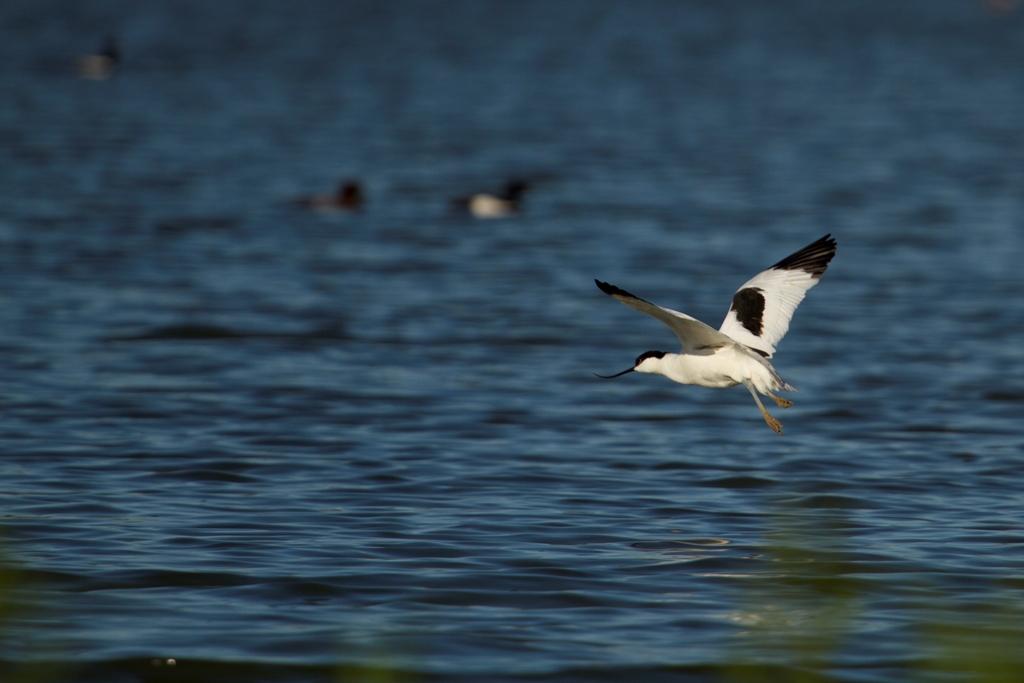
2, 1, 1024, 681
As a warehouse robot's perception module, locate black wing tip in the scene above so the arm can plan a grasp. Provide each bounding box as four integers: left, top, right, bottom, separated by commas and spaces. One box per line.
770, 234, 837, 278
595, 279, 637, 299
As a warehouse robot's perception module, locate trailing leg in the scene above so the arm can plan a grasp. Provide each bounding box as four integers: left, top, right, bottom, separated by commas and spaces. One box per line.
744, 381, 783, 436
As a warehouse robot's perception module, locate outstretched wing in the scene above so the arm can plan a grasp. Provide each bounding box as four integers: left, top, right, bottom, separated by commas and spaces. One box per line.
718, 234, 837, 358
595, 280, 734, 356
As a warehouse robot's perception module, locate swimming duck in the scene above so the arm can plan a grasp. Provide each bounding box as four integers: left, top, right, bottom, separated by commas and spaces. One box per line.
453, 180, 528, 219
77, 38, 120, 80
295, 180, 364, 212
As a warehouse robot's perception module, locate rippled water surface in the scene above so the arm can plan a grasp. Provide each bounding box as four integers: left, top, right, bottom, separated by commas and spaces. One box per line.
2, 1, 1024, 681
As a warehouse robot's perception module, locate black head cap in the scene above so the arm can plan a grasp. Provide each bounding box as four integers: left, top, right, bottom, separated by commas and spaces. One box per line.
635, 350, 666, 365
503, 180, 528, 201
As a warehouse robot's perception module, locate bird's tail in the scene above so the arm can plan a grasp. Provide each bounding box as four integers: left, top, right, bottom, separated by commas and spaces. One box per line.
769, 367, 797, 394
739, 345, 797, 393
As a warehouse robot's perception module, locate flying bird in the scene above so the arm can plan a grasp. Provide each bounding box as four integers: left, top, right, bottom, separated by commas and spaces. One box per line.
594, 234, 837, 435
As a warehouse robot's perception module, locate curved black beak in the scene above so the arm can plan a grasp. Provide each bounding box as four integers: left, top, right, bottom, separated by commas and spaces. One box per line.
593, 367, 634, 379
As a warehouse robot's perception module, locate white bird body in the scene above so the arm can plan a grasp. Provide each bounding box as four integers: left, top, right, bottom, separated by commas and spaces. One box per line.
468, 194, 516, 219
635, 345, 789, 393
595, 235, 836, 435
455, 180, 529, 219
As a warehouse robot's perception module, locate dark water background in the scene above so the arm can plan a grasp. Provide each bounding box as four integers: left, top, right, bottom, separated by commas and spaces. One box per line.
2, 1, 1024, 681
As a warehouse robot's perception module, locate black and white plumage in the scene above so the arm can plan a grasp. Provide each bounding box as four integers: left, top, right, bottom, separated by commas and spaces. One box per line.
452, 180, 529, 219
594, 234, 837, 435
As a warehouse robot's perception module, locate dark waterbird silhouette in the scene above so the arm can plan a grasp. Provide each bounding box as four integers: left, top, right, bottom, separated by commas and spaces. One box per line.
294, 180, 364, 212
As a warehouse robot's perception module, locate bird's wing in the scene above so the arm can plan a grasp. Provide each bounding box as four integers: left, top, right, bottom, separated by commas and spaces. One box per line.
718, 234, 837, 358
595, 280, 734, 355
